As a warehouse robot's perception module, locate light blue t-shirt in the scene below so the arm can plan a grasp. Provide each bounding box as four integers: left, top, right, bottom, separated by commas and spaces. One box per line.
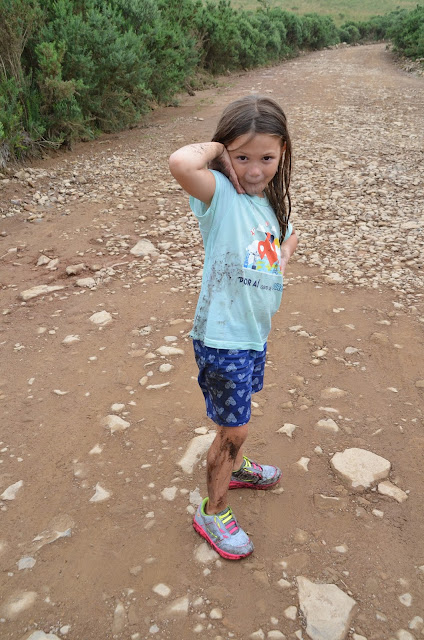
190, 170, 292, 351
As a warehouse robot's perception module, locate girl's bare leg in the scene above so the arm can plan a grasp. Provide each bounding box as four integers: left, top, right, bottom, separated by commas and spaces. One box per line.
205, 424, 248, 515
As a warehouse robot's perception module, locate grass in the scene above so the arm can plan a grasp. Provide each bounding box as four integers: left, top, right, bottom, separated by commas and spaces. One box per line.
231, 0, 420, 25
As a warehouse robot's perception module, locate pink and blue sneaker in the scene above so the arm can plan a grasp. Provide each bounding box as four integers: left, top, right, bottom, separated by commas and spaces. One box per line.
193, 497, 254, 560
229, 456, 282, 490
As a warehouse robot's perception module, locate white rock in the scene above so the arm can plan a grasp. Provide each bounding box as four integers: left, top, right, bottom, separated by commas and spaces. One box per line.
0, 591, 37, 619
165, 596, 189, 615
316, 418, 339, 432
210, 608, 223, 620
325, 273, 344, 284
62, 334, 80, 345
112, 602, 127, 635
277, 423, 298, 438
146, 382, 170, 390
111, 403, 125, 412
156, 345, 184, 356
1, 480, 24, 500
378, 481, 408, 503
296, 457, 310, 471
267, 632, 286, 639
153, 583, 171, 597
25, 633, 61, 640
66, 263, 85, 275
277, 578, 291, 589
399, 593, 412, 607
130, 239, 158, 257
397, 631, 415, 640
345, 347, 359, 354
334, 544, 348, 554
53, 389, 68, 395
20, 285, 64, 301
103, 414, 130, 433
249, 631, 265, 640
31, 515, 73, 551
159, 363, 173, 373
372, 509, 384, 518
409, 616, 423, 631
17, 556, 36, 570
189, 487, 202, 507
194, 542, 219, 564
37, 254, 51, 266
178, 432, 215, 474
89, 483, 111, 502
89, 444, 103, 455
76, 277, 96, 288
284, 606, 297, 620
321, 387, 347, 399
297, 576, 357, 640
331, 448, 390, 490
89, 310, 112, 326
352, 635, 367, 640
164, 335, 178, 342
161, 486, 177, 501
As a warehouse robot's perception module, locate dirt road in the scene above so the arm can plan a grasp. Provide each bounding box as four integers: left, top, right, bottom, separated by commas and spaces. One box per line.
0, 44, 423, 640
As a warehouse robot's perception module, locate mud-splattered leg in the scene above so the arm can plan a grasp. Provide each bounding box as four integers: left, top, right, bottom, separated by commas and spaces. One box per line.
205, 424, 248, 515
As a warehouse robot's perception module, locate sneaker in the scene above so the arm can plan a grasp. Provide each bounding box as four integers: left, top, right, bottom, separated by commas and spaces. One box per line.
229, 456, 282, 490
193, 497, 254, 560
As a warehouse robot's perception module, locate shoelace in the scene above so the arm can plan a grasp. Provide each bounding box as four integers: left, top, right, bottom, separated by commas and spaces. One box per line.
218, 507, 239, 535
234, 456, 263, 478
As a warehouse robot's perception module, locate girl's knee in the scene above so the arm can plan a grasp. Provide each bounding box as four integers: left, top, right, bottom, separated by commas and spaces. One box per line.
218, 424, 248, 447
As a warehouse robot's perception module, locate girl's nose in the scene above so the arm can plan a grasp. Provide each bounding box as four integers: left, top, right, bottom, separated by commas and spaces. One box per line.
247, 164, 261, 177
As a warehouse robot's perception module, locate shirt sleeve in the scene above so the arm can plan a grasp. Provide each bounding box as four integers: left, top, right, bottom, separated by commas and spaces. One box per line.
189, 170, 234, 237
283, 221, 293, 242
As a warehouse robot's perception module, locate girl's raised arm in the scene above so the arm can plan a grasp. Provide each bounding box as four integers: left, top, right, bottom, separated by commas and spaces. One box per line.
169, 142, 243, 204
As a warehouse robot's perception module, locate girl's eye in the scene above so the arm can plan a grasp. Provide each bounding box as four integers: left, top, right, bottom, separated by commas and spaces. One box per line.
263, 156, 274, 161
237, 155, 248, 161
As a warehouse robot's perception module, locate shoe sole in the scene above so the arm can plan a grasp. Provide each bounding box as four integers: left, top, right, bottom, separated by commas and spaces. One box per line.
229, 475, 282, 490
192, 520, 253, 561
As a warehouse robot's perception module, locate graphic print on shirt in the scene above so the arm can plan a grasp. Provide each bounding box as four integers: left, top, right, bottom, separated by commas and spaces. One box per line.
243, 222, 281, 275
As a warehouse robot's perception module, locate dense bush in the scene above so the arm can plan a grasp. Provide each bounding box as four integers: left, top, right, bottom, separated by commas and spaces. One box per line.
0, 0, 422, 165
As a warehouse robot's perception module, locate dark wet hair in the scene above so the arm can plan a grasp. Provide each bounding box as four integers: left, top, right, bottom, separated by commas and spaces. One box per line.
212, 95, 292, 242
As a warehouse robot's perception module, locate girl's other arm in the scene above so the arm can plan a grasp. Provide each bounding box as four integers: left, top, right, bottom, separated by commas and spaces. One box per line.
279, 228, 298, 275
169, 142, 244, 204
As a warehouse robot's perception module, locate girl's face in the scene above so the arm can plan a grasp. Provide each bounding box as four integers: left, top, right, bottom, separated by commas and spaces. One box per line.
227, 133, 284, 197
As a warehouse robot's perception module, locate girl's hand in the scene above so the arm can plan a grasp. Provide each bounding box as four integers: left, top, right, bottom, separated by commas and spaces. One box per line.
279, 247, 291, 275
209, 147, 246, 195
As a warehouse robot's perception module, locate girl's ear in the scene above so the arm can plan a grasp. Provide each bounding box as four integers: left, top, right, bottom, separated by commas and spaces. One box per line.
280, 142, 287, 156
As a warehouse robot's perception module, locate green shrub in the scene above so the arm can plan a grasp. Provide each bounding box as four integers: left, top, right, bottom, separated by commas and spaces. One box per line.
389, 5, 424, 58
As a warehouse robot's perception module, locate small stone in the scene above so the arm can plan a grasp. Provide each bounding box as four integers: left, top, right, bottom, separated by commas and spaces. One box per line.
159, 363, 173, 373
130, 565, 142, 576
37, 255, 51, 266
156, 345, 184, 356
409, 616, 424, 631
62, 335, 80, 345
397, 631, 415, 640
112, 602, 127, 635
415, 379, 424, 388
165, 596, 189, 615
89, 310, 112, 326
313, 494, 348, 510
130, 239, 158, 257
277, 423, 298, 438
103, 414, 130, 433
334, 544, 348, 553
89, 483, 111, 502
0, 591, 37, 620
178, 433, 215, 475
146, 382, 170, 390
297, 576, 357, 640
153, 583, 171, 597
249, 631, 265, 640
20, 285, 64, 301
325, 273, 343, 284
284, 606, 297, 621
277, 578, 291, 589
66, 263, 85, 275
372, 509, 384, 518
1, 480, 23, 500
17, 556, 36, 570
210, 608, 223, 620
25, 633, 61, 640
378, 481, 408, 503
194, 542, 219, 564
296, 457, 310, 471
76, 277, 96, 288
331, 448, 390, 491
267, 631, 286, 639
111, 403, 125, 412
161, 486, 177, 501
399, 593, 412, 607
164, 335, 178, 342
321, 387, 347, 399
316, 418, 339, 432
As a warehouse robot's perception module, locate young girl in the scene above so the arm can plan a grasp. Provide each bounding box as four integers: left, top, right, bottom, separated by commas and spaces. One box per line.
169, 95, 298, 560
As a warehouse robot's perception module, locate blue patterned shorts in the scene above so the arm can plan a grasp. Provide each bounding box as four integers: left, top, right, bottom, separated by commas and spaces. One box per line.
193, 340, 267, 427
